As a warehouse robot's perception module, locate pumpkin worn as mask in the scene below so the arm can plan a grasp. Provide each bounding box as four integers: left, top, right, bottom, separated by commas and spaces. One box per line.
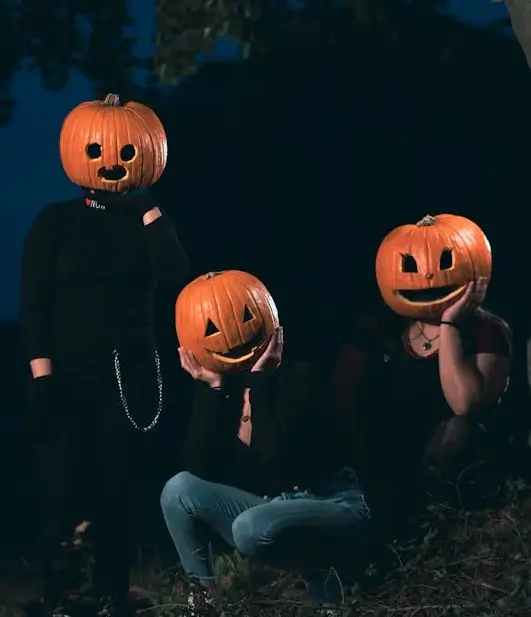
59, 93, 167, 193
175, 270, 280, 374
375, 214, 492, 322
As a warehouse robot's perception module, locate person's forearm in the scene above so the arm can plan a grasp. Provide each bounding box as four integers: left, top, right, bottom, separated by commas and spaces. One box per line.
438, 324, 483, 415
30, 358, 52, 378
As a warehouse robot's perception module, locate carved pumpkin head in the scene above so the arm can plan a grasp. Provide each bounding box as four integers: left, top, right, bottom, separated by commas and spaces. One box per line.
59, 93, 167, 193
176, 270, 280, 373
375, 214, 492, 321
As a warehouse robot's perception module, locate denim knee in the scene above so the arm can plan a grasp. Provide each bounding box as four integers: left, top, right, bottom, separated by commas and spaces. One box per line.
232, 507, 272, 557
160, 471, 201, 517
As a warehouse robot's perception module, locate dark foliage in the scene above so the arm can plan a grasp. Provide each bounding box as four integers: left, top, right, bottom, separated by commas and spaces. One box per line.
0, 0, 142, 125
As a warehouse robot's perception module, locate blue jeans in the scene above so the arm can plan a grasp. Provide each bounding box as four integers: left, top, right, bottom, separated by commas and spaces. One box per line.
160, 469, 371, 587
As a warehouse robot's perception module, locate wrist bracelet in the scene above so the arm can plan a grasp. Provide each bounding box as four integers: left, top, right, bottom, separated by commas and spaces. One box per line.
440, 320, 459, 330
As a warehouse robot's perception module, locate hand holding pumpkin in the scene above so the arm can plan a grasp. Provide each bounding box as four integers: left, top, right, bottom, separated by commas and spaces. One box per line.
441, 277, 488, 324
375, 213, 491, 322
175, 270, 280, 374
251, 327, 283, 372
178, 348, 222, 389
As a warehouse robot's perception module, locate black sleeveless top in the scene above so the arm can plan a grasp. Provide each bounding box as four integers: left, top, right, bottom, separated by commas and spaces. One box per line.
335, 305, 512, 504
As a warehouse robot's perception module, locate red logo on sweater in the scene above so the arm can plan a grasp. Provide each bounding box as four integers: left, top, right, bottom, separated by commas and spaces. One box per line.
85, 198, 105, 210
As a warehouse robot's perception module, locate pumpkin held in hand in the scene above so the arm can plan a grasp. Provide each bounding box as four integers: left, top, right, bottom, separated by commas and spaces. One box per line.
375, 214, 492, 321
176, 270, 279, 373
59, 93, 167, 193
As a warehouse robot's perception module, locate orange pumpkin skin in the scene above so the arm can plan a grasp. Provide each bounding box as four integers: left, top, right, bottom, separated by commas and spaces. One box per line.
59, 93, 167, 193
375, 214, 492, 321
176, 270, 280, 374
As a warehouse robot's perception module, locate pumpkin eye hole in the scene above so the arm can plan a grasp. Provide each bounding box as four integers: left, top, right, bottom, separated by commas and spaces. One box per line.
120, 144, 136, 162
401, 254, 418, 273
439, 249, 453, 271
243, 305, 254, 323
205, 318, 220, 337
86, 143, 102, 159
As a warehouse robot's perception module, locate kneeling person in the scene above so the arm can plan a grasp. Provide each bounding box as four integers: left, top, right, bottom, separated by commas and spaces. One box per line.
161, 270, 371, 600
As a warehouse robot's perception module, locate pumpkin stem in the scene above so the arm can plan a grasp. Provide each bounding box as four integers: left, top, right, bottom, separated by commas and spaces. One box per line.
416, 214, 437, 227
102, 93, 121, 106
205, 271, 220, 279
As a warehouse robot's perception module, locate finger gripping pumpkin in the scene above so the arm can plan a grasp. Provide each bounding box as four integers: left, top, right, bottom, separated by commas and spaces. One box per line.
176, 270, 280, 374
59, 93, 167, 193
375, 213, 492, 321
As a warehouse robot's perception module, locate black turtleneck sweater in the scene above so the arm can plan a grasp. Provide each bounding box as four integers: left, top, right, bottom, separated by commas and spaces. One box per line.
20, 192, 190, 362
182, 363, 352, 497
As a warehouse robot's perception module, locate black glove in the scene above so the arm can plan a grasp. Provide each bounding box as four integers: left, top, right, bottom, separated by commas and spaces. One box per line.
26, 374, 59, 440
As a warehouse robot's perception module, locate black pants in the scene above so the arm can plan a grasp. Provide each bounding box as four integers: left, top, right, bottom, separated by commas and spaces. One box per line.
36, 352, 162, 606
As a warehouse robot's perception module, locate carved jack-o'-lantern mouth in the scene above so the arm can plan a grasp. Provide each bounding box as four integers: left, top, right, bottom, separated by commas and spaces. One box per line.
98, 165, 128, 181
208, 328, 265, 365
396, 284, 464, 304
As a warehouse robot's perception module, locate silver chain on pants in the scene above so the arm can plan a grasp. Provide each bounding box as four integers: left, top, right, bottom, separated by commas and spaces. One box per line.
112, 349, 163, 432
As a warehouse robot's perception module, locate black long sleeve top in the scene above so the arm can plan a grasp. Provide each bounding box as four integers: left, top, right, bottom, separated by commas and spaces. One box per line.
20, 192, 190, 362
182, 362, 349, 497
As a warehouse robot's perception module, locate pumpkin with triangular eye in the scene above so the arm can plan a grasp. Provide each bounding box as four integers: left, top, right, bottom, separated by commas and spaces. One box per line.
375, 214, 492, 321
176, 270, 279, 373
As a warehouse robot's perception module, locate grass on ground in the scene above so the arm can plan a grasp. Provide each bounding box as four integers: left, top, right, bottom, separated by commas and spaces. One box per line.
2, 477, 531, 617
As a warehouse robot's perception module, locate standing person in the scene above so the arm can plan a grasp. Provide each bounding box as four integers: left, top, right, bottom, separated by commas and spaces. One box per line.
332, 214, 512, 531
20, 94, 190, 617
161, 271, 371, 607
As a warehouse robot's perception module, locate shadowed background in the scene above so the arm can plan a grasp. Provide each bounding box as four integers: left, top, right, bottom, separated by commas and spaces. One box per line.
0, 0, 530, 566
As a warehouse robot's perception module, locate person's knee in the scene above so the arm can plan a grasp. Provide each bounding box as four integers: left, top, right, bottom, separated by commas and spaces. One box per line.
425, 416, 473, 468
232, 507, 273, 558
160, 471, 204, 516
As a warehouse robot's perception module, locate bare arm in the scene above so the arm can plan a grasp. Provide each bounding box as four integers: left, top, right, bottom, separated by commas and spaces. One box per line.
143, 207, 162, 226
30, 358, 52, 378
20, 207, 57, 378
439, 323, 510, 415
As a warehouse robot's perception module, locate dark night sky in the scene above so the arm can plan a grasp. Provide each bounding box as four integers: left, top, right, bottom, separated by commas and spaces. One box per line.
0, 0, 510, 320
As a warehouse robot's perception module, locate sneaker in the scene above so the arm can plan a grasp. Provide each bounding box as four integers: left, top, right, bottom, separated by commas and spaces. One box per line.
186, 588, 218, 617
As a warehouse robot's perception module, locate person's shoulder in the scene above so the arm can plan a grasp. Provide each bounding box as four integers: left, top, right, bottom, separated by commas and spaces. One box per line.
470, 307, 512, 338
464, 307, 512, 357
342, 302, 400, 348
37, 197, 84, 219
26, 201, 68, 235
276, 362, 324, 401
128, 190, 157, 207
280, 360, 320, 380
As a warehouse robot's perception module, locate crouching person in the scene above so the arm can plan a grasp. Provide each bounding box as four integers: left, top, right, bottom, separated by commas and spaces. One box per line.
161, 271, 371, 605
